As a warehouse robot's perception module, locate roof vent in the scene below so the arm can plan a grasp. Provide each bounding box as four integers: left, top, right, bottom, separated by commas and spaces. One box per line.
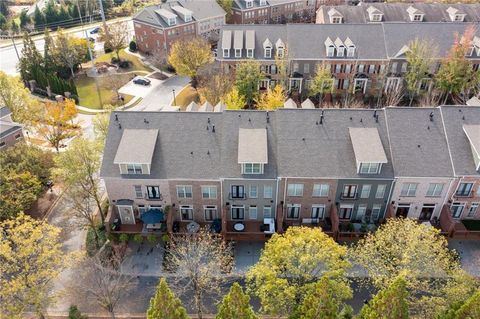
115, 114, 118, 121
144, 119, 149, 124
212, 125, 215, 133
118, 123, 122, 129
266, 111, 270, 123
429, 112, 434, 121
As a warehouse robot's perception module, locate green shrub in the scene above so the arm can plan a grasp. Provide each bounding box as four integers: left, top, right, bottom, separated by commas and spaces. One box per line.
68, 305, 88, 319
119, 233, 130, 243
129, 40, 137, 52
147, 234, 157, 243
85, 226, 107, 256
161, 234, 170, 242
133, 233, 143, 243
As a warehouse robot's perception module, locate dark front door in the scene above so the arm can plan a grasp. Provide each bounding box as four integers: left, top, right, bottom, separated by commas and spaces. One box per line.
419, 205, 435, 221
396, 204, 410, 218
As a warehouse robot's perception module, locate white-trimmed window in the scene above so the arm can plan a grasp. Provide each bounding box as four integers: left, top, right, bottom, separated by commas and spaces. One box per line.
235, 49, 241, 58
331, 17, 342, 24
353, 78, 368, 94
204, 206, 218, 221
467, 203, 479, 218
201, 186, 217, 199
287, 204, 300, 219
168, 17, 176, 26
401, 183, 418, 197
371, 204, 382, 222
134, 185, 143, 198
249, 205, 258, 219
337, 45, 345, 57
376, 184, 387, 199
339, 204, 353, 219
147, 186, 161, 199
249, 185, 258, 198
231, 185, 245, 199
360, 163, 381, 174
342, 185, 357, 199
371, 14, 382, 22
246, 0, 253, 8
451, 202, 465, 219
347, 46, 355, 57
176, 185, 192, 198
456, 183, 473, 197
426, 183, 444, 197
385, 77, 401, 92
247, 49, 254, 58
184, 14, 192, 22
277, 47, 284, 58
242, 163, 263, 174
360, 185, 371, 199
263, 205, 272, 218
356, 204, 367, 221
312, 184, 329, 197
223, 49, 230, 58
326, 45, 335, 57
138, 205, 147, 215
311, 205, 325, 219
264, 47, 272, 58
127, 164, 143, 174
231, 205, 245, 220
287, 183, 304, 196
264, 185, 273, 199
412, 14, 423, 21
180, 205, 193, 220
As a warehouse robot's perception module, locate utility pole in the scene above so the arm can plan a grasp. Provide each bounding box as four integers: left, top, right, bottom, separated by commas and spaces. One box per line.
97, 0, 110, 37
10, 34, 20, 60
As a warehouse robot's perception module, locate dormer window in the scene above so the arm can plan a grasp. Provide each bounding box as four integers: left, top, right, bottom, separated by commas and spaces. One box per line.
412, 14, 423, 21
359, 163, 382, 174
277, 47, 284, 57
337, 45, 345, 57
327, 8, 343, 24
127, 164, 143, 174
371, 14, 382, 22
242, 163, 264, 174
466, 46, 474, 57
247, 48, 254, 58
223, 49, 230, 58
347, 46, 355, 57
238, 128, 268, 175
259, 0, 266, 5
454, 14, 465, 22
349, 127, 388, 175
331, 17, 342, 24
407, 6, 424, 22
327, 45, 335, 57
246, 0, 253, 9
114, 129, 158, 176
235, 49, 242, 58
168, 17, 177, 26
264, 47, 272, 58
184, 14, 192, 22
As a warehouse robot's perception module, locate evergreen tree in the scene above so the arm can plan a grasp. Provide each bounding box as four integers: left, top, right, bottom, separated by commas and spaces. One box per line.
57, 6, 72, 24
33, 6, 46, 29
19, 9, 30, 29
358, 275, 409, 319
0, 13, 6, 30
216, 282, 257, 319
19, 32, 43, 81
0, 1, 9, 18
68, 305, 88, 319
43, 29, 55, 74
147, 278, 188, 319
44, 0, 59, 25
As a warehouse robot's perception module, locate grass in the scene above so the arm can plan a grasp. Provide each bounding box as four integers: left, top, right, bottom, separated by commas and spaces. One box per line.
173, 85, 200, 110
95, 49, 153, 73
462, 220, 480, 231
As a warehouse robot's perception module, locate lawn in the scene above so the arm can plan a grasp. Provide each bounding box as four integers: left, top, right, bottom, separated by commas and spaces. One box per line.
173, 85, 200, 110
95, 49, 153, 73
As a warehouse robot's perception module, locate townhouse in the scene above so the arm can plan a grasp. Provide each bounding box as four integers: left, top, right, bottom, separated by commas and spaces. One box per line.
100, 106, 480, 240
231, 0, 318, 25
133, 0, 225, 57
217, 23, 480, 97
316, 3, 480, 24
0, 106, 23, 150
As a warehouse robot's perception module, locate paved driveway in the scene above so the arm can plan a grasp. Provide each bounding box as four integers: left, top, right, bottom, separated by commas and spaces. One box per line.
234, 241, 264, 274
119, 77, 164, 98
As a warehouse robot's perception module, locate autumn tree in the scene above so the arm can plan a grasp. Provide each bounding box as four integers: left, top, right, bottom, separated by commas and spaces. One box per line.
438, 289, 480, 319
216, 282, 257, 319
198, 64, 234, 105
0, 170, 42, 220
224, 87, 246, 110
0, 214, 68, 318
309, 63, 334, 104
147, 278, 189, 319
166, 229, 234, 319
55, 138, 106, 223
168, 37, 213, 86
274, 45, 289, 89
99, 22, 128, 60
404, 38, 437, 106
247, 227, 350, 316
350, 218, 478, 317
35, 98, 78, 151
235, 60, 262, 106
52, 29, 89, 78
255, 85, 286, 110
358, 274, 409, 319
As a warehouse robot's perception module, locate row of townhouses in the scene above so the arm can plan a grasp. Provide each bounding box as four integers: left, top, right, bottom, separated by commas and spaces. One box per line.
217, 23, 480, 95
100, 106, 480, 241
231, 0, 319, 24
316, 3, 480, 24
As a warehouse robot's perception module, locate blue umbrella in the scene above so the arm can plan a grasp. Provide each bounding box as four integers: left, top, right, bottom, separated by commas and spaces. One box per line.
141, 209, 164, 224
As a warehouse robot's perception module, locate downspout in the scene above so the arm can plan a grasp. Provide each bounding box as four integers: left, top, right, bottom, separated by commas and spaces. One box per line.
384, 179, 395, 220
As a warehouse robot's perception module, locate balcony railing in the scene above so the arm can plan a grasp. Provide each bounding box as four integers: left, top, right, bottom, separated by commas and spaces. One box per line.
145, 192, 163, 201
340, 192, 358, 200
228, 193, 247, 200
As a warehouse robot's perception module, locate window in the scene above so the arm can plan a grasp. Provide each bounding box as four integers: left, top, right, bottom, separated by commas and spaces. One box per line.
249, 206, 258, 219
246, 0, 253, 8
134, 185, 143, 198
360, 185, 371, 199
168, 17, 176, 26
184, 14, 192, 22
146, 186, 161, 199
247, 49, 254, 58
231, 185, 245, 199
263, 205, 272, 218
353, 78, 368, 94
138, 205, 147, 215
263, 185, 273, 199
304, 63, 310, 74
201, 186, 217, 199
342, 185, 357, 199
223, 49, 229, 58
264, 48, 272, 58
390, 62, 398, 73
311, 205, 325, 219
360, 163, 381, 174
376, 184, 387, 199
326, 45, 335, 57
371, 14, 382, 22
467, 203, 479, 218
127, 164, 142, 174
277, 48, 284, 57
249, 185, 258, 198
337, 46, 345, 57
371, 204, 382, 222
331, 17, 342, 24
456, 183, 473, 197
15, 134, 21, 140
454, 14, 464, 22
287, 204, 300, 219
451, 203, 465, 219
235, 49, 241, 58
293, 63, 299, 72
242, 163, 263, 174
231, 205, 245, 220
413, 14, 423, 21
426, 183, 444, 197
180, 205, 193, 220
287, 184, 304, 196
312, 184, 329, 197
339, 204, 353, 219
400, 183, 417, 197
176, 185, 192, 198
356, 205, 367, 220
204, 206, 218, 221
347, 46, 355, 57
400, 62, 407, 73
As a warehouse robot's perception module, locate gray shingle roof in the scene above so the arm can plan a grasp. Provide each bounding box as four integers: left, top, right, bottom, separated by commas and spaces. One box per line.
113, 129, 158, 164
440, 106, 480, 176
385, 107, 453, 178
0, 106, 12, 119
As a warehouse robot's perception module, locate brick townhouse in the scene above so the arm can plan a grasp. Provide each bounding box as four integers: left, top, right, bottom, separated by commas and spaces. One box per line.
216, 23, 480, 97
0, 106, 23, 150
100, 106, 480, 241
133, 0, 226, 58
231, 0, 318, 24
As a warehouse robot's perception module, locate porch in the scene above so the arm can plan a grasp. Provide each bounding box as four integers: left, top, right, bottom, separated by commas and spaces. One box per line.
439, 205, 480, 239
106, 205, 168, 234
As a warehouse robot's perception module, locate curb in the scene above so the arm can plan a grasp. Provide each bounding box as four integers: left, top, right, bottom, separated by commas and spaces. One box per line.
43, 188, 65, 222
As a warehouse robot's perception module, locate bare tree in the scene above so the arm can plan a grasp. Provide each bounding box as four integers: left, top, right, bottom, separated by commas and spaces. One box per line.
165, 229, 234, 319
100, 22, 129, 60
383, 87, 405, 107
418, 89, 443, 107
197, 63, 234, 105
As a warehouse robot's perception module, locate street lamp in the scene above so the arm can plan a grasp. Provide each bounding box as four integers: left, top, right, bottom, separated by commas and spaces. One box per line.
172, 89, 177, 106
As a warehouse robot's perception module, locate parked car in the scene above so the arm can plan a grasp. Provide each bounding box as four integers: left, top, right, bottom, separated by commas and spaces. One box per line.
90, 27, 101, 34
88, 37, 95, 43
133, 77, 151, 86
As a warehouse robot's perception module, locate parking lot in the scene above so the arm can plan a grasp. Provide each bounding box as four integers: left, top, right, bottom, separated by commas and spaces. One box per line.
119, 75, 164, 98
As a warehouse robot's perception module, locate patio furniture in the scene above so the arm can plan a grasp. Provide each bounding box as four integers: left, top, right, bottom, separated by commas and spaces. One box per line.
233, 222, 245, 232
263, 218, 275, 234
141, 209, 164, 224
172, 221, 180, 233
187, 221, 200, 233
146, 223, 162, 230
210, 219, 222, 233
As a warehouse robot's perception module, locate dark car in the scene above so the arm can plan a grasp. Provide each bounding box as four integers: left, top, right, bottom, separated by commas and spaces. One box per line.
88, 37, 95, 43
133, 77, 151, 86
90, 27, 101, 34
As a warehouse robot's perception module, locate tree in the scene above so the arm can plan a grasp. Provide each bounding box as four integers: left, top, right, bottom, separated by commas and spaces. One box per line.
44, 0, 59, 25
350, 218, 477, 317
34, 99, 78, 151
358, 274, 409, 319
216, 282, 257, 319
55, 138, 106, 223
198, 64, 234, 105
168, 37, 214, 86
274, 46, 289, 89
43, 29, 55, 74
93, 105, 114, 144
99, 22, 128, 60
19, 32, 43, 82
404, 38, 436, 106
33, 6, 46, 29
296, 275, 353, 319
439, 289, 480, 319
147, 278, 189, 319
0, 0, 9, 18
0, 13, 6, 30
246, 227, 350, 316
68, 305, 88, 319
435, 27, 480, 104
166, 229, 234, 319
224, 87, 246, 110
0, 213, 68, 318
0, 170, 42, 220
0, 71, 42, 124
309, 63, 334, 102
255, 85, 286, 110
217, 0, 233, 20
52, 29, 89, 78
19, 10, 30, 30
235, 60, 262, 106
